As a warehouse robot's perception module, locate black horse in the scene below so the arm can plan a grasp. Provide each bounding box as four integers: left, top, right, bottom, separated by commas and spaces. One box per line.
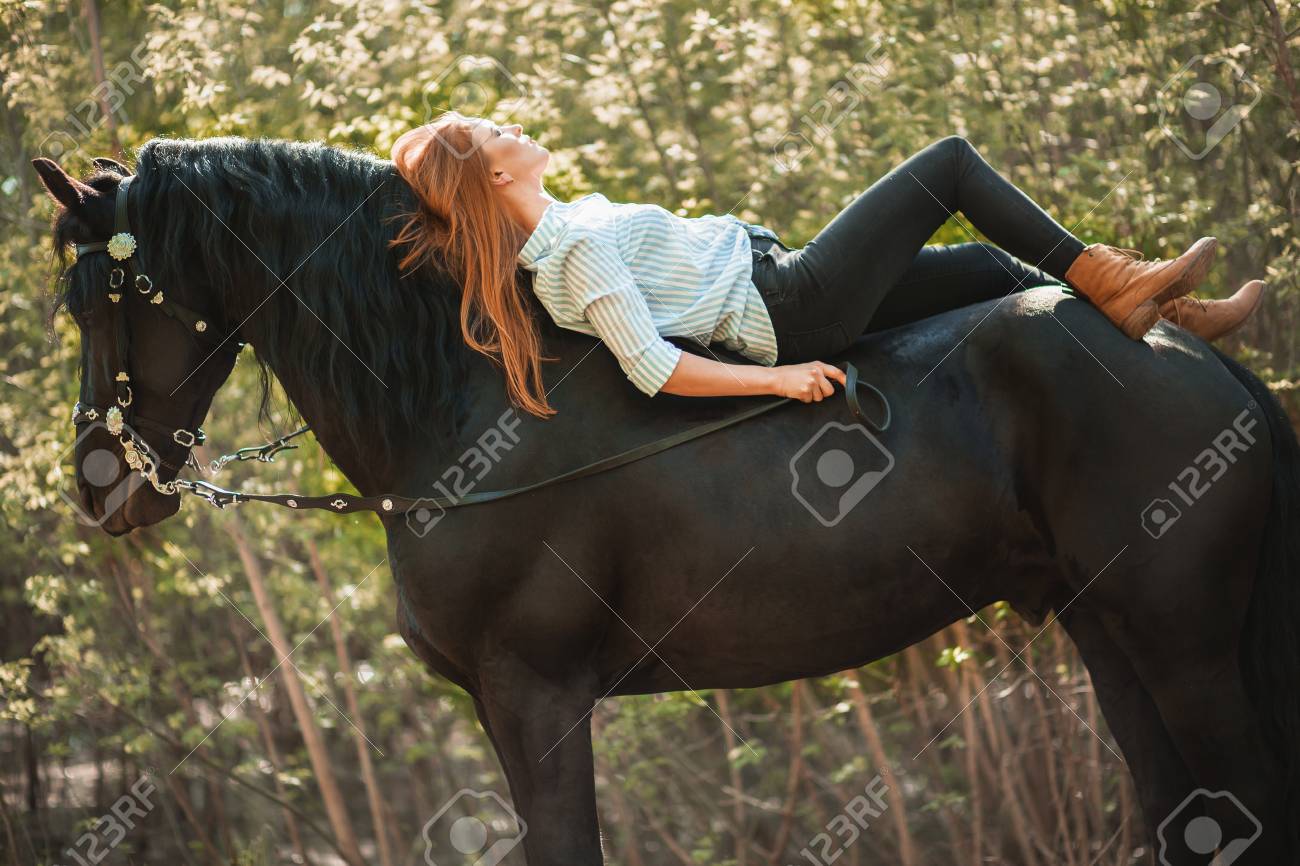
36, 137, 1300, 865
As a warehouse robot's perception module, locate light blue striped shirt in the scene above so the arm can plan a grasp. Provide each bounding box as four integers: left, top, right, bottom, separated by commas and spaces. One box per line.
516, 192, 780, 396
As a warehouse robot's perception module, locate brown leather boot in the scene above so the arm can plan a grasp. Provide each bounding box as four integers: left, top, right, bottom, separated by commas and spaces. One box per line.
1159, 279, 1266, 343
1063, 237, 1218, 339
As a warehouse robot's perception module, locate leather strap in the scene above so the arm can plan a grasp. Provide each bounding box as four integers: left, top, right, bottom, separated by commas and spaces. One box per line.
845, 361, 891, 431
75, 176, 134, 258
179, 393, 795, 512
179, 361, 893, 514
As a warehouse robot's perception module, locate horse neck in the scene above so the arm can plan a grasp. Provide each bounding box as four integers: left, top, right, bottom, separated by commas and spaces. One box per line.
247, 343, 500, 499
241, 313, 618, 501
250, 356, 403, 497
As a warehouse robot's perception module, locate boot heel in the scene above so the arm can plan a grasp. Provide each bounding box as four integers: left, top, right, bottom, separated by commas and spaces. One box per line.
1118, 299, 1160, 340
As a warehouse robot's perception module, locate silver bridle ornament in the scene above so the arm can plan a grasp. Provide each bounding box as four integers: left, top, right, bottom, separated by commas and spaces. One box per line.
106, 231, 136, 260
69, 174, 230, 502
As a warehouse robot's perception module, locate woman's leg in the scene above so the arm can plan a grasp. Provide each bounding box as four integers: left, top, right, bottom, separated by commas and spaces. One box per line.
864, 241, 1067, 333
765, 135, 1087, 357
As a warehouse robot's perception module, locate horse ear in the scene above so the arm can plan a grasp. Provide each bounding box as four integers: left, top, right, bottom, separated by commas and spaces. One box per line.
92, 157, 130, 176
31, 157, 98, 211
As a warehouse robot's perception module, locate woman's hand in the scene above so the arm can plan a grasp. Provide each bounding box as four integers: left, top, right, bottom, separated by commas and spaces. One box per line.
771, 361, 847, 402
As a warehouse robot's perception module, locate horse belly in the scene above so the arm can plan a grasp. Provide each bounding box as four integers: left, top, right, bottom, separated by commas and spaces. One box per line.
595, 446, 1038, 693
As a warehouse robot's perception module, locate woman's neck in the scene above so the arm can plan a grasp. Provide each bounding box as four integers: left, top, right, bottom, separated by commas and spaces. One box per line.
498, 183, 559, 237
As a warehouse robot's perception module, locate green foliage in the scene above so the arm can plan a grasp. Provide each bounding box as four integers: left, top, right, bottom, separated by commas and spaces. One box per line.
1, 0, 1296, 862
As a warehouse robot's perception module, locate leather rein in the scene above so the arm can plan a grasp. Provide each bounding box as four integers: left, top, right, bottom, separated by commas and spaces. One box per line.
71, 174, 892, 517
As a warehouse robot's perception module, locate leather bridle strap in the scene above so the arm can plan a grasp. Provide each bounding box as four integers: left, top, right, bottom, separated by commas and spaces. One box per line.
178, 393, 796, 512
177, 360, 893, 514
74, 173, 135, 259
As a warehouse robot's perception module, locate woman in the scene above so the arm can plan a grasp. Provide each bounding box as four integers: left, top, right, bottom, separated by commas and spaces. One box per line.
389, 111, 1265, 414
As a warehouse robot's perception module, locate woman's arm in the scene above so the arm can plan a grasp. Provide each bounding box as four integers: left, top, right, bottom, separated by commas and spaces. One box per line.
661, 352, 847, 402
559, 230, 848, 403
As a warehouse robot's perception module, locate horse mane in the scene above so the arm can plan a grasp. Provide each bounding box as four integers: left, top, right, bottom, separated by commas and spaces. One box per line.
54, 136, 477, 458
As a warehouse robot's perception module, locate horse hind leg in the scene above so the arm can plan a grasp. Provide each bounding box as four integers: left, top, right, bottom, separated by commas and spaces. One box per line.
1059, 607, 1197, 861
1100, 552, 1286, 866
1118, 645, 1283, 864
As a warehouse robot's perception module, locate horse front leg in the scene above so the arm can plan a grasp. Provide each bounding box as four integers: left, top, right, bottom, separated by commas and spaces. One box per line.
471, 666, 604, 866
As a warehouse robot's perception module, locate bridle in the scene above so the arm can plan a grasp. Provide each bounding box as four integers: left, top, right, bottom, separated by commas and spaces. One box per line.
71, 174, 246, 498
70, 174, 892, 518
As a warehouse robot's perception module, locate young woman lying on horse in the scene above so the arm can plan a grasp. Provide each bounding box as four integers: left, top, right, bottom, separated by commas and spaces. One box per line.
389, 111, 1265, 413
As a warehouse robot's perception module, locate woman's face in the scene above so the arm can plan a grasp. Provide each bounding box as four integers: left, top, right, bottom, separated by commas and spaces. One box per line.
472, 120, 549, 185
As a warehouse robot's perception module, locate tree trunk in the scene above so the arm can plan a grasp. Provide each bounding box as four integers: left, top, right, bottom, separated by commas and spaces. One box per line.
228, 608, 311, 865
305, 538, 396, 866
226, 516, 365, 866
843, 669, 919, 866
81, 0, 123, 156
714, 689, 749, 866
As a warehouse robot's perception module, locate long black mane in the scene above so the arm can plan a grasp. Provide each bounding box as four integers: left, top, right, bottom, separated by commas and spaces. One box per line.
54, 136, 473, 456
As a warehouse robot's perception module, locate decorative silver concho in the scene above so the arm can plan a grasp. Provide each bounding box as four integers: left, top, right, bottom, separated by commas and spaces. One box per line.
107, 232, 137, 261
122, 440, 143, 471
105, 405, 124, 435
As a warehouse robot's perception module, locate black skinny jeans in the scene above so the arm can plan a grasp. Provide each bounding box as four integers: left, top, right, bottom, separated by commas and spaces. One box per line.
748, 135, 1088, 362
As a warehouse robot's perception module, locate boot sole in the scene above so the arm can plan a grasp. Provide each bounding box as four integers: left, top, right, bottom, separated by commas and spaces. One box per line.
1150, 237, 1218, 305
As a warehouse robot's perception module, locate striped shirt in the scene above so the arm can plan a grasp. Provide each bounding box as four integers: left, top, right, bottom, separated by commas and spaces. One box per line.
516, 192, 780, 396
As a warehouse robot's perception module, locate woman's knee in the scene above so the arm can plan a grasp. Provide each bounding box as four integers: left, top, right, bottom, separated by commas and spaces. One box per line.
934, 134, 975, 157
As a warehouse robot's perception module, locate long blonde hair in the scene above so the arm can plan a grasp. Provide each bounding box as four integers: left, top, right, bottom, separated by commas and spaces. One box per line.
389, 111, 556, 419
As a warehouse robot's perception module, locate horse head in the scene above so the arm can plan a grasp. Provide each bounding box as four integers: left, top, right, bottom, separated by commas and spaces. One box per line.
36, 138, 479, 534
35, 154, 242, 535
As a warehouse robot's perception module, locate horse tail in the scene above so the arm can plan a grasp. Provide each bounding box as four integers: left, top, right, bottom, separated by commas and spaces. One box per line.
1213, 346, 1300, 846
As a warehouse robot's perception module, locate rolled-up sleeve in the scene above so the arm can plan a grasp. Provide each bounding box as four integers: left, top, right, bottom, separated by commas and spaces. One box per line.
561, 232, 683, 396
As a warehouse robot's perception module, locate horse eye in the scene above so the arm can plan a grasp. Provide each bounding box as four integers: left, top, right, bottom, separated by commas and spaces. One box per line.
67, 303, 96, 326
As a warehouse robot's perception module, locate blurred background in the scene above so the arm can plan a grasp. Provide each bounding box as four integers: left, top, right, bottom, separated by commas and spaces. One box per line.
2, 0, 1297, 864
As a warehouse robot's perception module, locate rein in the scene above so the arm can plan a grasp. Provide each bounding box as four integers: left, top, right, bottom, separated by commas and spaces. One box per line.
72, 174, 891, 518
